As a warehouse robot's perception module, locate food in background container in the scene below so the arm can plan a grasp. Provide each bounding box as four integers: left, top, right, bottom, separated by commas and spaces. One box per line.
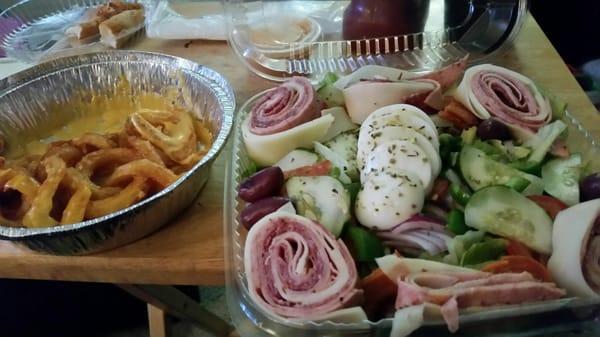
245, 16, 321, 58
99, 9, 145, 48
66, 1, 143, 41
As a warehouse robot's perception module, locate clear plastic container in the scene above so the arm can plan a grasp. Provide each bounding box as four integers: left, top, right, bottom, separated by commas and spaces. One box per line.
145, 0, 227, 40
224, 92, 600, 337
225, 0, 529, 81
0, 0, 147, 63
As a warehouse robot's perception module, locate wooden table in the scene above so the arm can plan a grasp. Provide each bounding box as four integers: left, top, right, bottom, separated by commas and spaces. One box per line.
0, 12, 598, 337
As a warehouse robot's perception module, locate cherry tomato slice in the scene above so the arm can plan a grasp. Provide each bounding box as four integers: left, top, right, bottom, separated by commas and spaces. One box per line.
526, 195, 568, 220
284, 160, 332, 179
482, 256, 552, 282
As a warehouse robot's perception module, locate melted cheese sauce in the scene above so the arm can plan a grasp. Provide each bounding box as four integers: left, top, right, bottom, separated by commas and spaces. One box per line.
6, 82, 207, 159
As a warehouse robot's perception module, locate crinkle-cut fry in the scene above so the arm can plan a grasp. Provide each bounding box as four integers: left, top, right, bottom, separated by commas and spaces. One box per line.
43, 142, 84, 167
72, 132, 117, 153
85, 177, 148, 219
60, 168, 92, 225
22, 156, 66, 228
128, 108, 197, 164
76, 147, 139, 177
3, 170, 40, 219
103, 159, 178, 189
122, 136, 165, 166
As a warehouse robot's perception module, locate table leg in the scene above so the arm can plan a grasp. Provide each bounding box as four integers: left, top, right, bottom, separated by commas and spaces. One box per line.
147, 303, 168, 337
118, 284, 235, 337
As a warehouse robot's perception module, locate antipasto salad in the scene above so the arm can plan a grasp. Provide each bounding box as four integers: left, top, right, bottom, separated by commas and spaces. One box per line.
236, 57, 600, 336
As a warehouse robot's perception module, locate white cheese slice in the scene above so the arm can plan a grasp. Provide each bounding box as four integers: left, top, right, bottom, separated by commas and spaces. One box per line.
242, 114, 334, 166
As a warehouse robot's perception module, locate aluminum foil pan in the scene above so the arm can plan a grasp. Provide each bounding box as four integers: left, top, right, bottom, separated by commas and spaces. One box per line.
0, 51, 235, 255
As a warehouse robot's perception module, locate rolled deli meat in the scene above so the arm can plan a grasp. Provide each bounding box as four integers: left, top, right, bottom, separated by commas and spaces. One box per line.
249, 76, 321, 135
244, 212, 363, 318
454, 64, 552, 133
548, 199, 600, 297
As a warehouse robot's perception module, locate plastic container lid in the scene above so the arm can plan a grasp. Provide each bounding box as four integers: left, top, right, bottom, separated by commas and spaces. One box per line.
226, 0, 529, 81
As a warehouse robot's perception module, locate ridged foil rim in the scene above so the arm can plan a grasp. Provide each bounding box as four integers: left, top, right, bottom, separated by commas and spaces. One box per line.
0, 50, 235, 239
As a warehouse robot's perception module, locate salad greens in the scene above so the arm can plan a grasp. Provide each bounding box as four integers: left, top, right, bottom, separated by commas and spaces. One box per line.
317, 73, 345, 107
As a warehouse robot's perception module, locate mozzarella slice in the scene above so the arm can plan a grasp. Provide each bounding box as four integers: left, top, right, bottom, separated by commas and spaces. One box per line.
363, 140, 434, 193
363, 104, 437, 134
357, 125, 441, 176
242, 114, 334, 166
355, 170, 425, 231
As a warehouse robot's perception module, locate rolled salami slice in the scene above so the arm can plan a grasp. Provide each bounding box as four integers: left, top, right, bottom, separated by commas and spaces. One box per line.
454, 64, 552, 132
244, 212, 362, 318
548, 199, 600, 297
249, 77, 322, 135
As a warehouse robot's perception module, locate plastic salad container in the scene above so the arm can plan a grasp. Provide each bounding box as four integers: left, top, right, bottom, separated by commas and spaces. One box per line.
225, 100, 600, 337
224, 1, 600, 336
225, 0, 529, 81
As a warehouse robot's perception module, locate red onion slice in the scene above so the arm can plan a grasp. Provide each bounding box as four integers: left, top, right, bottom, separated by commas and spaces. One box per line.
249, 77, 321, 135
244, 212, 362, 318
377, 214, 452, 256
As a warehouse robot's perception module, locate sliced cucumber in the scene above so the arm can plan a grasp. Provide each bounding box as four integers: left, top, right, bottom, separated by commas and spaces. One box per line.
542, 153, 582, 206
464, 186, 552, 254
460, 145, 542, 192
461, 127, 477, 145
285, 176, 351, 237
275, 149, 318, 172
489, 140, 531, 160
313, 141, 353, 184
520, 172, 544, 195
325, 130, 360, 181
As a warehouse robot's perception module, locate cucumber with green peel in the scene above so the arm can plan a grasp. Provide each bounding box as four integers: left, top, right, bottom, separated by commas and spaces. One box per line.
275, 149, 318, 172
519, 172, 544, 195
542, 153, 582, 206
460, 145, 543, 193
285, 176, 351, 237
325, 131, 360, 181
464, 186, 552, 254
461, 127, 477, 145
488, 140, 531, 160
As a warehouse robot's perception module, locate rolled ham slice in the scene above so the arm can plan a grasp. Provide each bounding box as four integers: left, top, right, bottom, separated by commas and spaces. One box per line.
244, 212, 363, 318
249, 77, 321, 135
454, 64, 552, 132
548, 199, 600, 297
343, 79, 443, 124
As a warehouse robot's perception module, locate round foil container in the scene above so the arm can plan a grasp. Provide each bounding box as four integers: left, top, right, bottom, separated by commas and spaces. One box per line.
0, 51, 235, 255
